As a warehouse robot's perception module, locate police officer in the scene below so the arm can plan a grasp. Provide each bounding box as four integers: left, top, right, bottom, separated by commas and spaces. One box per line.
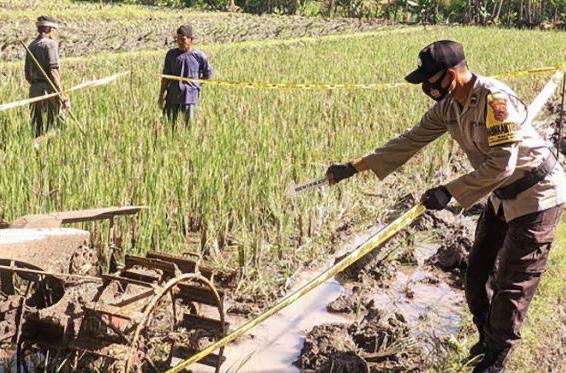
158, 25, 213, 126
24, 16, 70, 138
326, 40, 566, 372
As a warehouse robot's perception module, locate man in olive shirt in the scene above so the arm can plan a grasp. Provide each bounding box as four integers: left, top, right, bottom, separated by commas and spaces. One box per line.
25, 16, 70, 138
158, 25, 212, 126
326, 40, 566, 372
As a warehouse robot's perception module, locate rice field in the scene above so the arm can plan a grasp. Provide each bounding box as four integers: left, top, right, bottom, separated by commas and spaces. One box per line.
0, 19, 565, 296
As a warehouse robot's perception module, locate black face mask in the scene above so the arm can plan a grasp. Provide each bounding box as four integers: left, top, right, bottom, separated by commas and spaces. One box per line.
422, 70, 452, 102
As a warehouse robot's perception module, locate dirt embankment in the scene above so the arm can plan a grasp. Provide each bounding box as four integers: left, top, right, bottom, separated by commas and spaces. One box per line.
0, 14, 391, 62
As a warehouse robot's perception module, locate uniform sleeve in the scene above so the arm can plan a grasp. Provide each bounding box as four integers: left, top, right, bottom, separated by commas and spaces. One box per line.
445, 91, 523, 207
46, 41, 59, 69
199, 52, 212, 79
362, 103, 447, 180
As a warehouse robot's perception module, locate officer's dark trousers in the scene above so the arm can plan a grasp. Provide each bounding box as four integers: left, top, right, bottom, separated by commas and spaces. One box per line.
466, 200, 563, 350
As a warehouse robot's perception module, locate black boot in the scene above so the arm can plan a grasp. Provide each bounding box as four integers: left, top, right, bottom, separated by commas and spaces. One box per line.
472, 348, 511, 373
469, 325, 486, 359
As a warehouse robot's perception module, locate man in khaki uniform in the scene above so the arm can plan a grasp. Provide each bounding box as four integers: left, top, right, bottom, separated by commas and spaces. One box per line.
24, 16, 70, 137
326, 40, 566, 373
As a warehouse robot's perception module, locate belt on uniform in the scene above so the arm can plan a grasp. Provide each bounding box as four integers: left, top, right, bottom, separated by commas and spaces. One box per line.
31, 79, 47, 84
493, 149, 558, 200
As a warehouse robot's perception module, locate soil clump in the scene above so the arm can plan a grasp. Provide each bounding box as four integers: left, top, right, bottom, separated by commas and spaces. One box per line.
338, 253, 399, 286
425, 233, 472, 272
327, 286, 366, 314
463, 202, 485, 216
423, 224, 473, 287
297, 303, 417, 372
227, 294, 263, 317
327, 292, 356, 314
297, 323, 357, 370
314, 351, 369, 373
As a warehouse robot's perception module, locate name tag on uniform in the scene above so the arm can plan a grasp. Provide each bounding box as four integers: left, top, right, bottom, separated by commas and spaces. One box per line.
486, 92, 520, 146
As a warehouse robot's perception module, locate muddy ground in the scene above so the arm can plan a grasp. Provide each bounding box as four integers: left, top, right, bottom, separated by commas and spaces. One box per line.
212, 188, 482, 373
0, 14, 392, 62
291, 198, 479, 373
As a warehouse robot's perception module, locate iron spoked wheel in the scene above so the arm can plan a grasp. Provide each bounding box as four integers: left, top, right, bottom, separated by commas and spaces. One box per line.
137, 293, 180, 373
125, 274, 227, 373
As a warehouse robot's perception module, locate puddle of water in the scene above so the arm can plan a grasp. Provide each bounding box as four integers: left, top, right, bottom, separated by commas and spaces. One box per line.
370, 267, 464, 348
191, 271, 351, 373
413, 242, 441, 264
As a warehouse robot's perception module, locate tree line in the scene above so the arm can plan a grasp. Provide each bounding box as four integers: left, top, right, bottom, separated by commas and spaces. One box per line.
85, 0, 566, 26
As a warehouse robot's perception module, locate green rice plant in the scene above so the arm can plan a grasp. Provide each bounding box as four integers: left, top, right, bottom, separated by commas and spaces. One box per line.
0, 24, 564, 298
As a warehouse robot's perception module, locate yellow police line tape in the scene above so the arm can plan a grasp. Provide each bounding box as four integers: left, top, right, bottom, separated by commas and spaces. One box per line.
165, 203, 427, 373
162, 62, 565, 91
161, 73, 409, 90
493, 64, 565, 79
0, 71, 130, 112
2, 62, 561, 112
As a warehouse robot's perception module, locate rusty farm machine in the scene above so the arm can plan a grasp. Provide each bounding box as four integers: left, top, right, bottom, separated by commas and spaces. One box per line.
0, 207, 230, 372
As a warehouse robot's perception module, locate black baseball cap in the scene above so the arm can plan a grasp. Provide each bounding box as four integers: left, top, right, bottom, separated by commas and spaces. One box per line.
405, 40, 465, 84
177, 25, 193, 37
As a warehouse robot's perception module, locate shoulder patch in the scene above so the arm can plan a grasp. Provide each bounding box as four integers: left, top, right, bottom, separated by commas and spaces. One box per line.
485, 92, 520, 147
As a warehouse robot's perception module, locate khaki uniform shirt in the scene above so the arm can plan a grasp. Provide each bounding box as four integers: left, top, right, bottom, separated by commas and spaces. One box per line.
363, 74, 566, 222
24, 35, 59, 85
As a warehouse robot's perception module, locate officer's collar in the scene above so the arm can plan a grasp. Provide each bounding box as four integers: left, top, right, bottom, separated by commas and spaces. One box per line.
451, 73, 480, 113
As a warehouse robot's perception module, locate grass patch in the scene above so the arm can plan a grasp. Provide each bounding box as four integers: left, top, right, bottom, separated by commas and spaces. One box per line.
508, 219, 566, 371
0, 0, 215, 19
430, 218, 566, 372
0, 22, 564, 306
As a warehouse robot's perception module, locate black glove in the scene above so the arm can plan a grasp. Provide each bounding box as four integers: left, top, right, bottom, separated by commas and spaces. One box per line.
326, 162, 358, 183
422, 186, 452, 210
